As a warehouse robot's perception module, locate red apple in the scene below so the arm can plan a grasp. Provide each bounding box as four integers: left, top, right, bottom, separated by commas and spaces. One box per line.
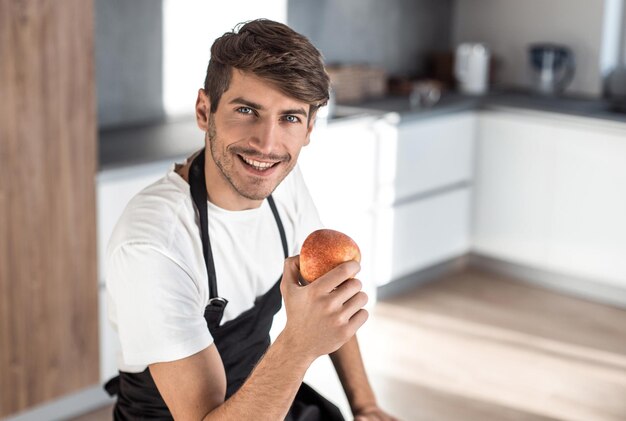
300, 229, 361, 283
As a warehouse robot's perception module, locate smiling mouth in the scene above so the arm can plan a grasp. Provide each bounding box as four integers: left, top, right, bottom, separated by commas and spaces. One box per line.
239, 155, 280, 171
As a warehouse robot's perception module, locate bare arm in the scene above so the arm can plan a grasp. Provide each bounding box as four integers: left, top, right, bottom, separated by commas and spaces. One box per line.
150, 333, 309, 420
150, 256, 368, 420
330, 336, 376, 414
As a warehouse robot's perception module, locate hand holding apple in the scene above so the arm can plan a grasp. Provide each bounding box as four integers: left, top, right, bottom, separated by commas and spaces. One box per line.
279, 229, 367, 360
300, 229, 361, 283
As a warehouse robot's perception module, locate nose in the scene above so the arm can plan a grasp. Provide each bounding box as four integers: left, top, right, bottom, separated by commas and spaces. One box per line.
249, 119, 279, 155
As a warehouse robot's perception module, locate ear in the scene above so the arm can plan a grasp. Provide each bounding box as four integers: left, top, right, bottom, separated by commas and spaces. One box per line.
195, 89, 211, 131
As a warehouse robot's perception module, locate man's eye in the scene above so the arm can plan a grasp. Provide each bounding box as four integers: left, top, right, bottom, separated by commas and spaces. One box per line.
237, 107, 253, 114
284, 115, 301, 123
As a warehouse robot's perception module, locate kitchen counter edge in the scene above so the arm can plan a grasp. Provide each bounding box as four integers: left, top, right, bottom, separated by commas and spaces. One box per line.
98, 93, 626, 173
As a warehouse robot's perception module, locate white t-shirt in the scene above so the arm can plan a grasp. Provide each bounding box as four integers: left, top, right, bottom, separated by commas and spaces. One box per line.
105, 159, 322, 372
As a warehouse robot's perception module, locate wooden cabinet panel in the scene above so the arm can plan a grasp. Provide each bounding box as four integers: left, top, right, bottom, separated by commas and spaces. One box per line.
0, 0, 98, 416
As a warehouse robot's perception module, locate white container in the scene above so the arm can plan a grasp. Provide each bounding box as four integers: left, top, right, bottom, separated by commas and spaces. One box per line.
454, 43, 491, 95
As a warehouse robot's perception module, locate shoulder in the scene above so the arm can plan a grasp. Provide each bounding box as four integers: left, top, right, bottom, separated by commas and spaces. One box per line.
105, 171, 202, 276
108, 172, 194, 250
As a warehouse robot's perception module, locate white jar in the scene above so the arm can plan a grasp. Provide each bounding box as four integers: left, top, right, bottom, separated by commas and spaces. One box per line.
454, 43, 491, 95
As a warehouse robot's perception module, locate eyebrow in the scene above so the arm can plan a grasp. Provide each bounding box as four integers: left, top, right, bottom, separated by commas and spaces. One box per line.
229, 97, 308, 118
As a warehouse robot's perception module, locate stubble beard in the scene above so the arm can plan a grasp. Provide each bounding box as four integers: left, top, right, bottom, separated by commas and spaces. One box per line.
207, 114, 293, 201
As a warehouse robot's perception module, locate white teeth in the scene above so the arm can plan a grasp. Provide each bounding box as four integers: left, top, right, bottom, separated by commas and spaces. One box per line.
241, 156, 277, 171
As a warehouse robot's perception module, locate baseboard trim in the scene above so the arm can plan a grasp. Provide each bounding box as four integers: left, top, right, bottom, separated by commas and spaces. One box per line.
377, 256, 469, 300
3, 385, 113, 421
376, 253, 626, 310
469, 253, 626, 309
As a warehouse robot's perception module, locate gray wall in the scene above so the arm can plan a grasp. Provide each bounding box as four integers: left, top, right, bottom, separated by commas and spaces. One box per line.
288, 0, 453, 77
96, 0, 164, 129
452, 0, 607, 96
96, 0, 609, 127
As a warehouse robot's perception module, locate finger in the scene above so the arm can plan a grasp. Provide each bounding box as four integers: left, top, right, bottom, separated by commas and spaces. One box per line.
313, 260, 360, 293
340, 291, 368, 320
347, 308, 369, 333
331, 278, 363, 304
280, 256, 302, 292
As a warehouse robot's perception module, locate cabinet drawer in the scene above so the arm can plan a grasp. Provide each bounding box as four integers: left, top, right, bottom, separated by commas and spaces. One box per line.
374, 188, 471, 285
377, 113, 475, 203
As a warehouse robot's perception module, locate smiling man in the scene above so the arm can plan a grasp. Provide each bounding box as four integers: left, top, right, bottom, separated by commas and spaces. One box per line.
104, 19, 397, 421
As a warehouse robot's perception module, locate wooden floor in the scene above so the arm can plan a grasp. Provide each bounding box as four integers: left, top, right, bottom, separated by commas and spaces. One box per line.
359, 269, 626, 421
70, 268, 626, 421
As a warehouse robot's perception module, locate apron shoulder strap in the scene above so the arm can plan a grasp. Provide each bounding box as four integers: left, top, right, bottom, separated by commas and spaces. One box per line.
267, 195, 289, 259
189, 149, 219, 299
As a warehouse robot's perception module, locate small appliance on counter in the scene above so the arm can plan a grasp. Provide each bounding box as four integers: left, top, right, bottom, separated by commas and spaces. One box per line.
409, 79, 443, 109
528, 43, 575, 95
454, 43, 491, 95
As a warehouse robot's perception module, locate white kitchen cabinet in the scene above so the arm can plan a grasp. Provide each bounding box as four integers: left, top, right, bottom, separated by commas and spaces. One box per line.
304, 117, 380, 208
473, 110, 626, 288
374, 188, 471, 283
374, 112, 475, 285
549, 117, 626, 286
376, 112, 476, 204
472, 111, 557, 268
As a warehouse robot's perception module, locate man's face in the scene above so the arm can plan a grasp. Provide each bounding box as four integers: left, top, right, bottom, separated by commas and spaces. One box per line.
197, 70, 315, 210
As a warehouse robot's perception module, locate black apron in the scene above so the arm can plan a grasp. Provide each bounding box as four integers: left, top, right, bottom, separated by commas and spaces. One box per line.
105, 149, 344, 421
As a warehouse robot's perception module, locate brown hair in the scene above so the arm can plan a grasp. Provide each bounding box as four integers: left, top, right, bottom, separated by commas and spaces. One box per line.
203, 19, 329, 117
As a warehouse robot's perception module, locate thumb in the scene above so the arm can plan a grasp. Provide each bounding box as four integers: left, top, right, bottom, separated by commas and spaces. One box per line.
281, 255, 303, 291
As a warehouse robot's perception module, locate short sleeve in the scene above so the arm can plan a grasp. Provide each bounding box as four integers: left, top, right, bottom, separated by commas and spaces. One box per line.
106, 243, 212, 366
